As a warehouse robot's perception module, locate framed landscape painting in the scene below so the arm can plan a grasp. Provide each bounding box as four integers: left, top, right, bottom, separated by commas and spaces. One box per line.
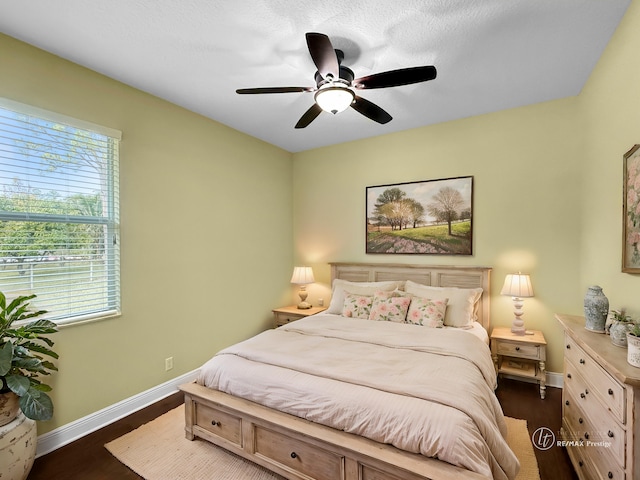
366, 176, 473, 255
623, 145, 640, 273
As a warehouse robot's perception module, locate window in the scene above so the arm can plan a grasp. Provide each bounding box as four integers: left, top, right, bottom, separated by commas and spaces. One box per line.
0, 98, 121, 325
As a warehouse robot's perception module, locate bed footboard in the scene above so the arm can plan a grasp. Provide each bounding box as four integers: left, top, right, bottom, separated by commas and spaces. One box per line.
180, 382, 488, 480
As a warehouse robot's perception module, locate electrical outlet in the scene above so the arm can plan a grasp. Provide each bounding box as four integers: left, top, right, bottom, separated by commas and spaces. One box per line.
165, 357, 173, 371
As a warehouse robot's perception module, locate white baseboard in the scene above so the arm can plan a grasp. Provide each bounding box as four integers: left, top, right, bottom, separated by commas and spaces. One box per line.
36, 369, 199, 458
546, 371, 563, 388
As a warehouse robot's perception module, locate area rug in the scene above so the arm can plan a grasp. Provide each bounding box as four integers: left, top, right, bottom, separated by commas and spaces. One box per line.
106, 405, 540, 480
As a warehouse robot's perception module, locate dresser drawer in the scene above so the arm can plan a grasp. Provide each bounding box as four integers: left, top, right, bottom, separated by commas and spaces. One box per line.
563, 378, 625, 467
496, 341, 542, 360
254, 426, 345, 480
563, 422, 609, 480
564, 335, 626, 423
195, 403, 242, 446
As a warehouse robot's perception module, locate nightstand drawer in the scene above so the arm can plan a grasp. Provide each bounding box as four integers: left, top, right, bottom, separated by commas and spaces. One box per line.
497, 341, 541, 360
274, 313, 304, 327
272, 306, 327, 328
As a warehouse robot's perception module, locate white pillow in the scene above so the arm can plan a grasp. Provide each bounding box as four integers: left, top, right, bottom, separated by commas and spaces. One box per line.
328, 279, 405, 314
404, 280, 482, 327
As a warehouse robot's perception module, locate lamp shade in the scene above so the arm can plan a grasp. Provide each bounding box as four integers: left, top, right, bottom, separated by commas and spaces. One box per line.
500, 273, 534, 298
314, 86, 355, 114
290, 266, 315, 285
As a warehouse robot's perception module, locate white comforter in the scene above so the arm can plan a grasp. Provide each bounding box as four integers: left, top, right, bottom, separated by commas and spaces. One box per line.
197, 314, 520, 480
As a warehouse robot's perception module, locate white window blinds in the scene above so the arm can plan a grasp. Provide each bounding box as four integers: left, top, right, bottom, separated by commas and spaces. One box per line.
0, 98, 121, 325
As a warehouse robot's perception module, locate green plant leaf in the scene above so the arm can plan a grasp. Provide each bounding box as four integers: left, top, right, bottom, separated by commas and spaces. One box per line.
19, 388, 53, 421
32, 383, 52, 392
14, 356, 48, 373
0, 341, 13, 376
6, 374, 30, 396
0, 291, 57, 421
22, 319, 57, 335
19, 341, 59, 360
40, 361, 58, 372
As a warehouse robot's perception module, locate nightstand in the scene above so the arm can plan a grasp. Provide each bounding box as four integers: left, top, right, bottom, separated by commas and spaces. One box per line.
272, 305, 327, 328
491, 327, 547, 399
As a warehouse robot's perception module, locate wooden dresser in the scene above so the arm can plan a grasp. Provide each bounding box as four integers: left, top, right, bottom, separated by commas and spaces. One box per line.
557, 314, 640, 480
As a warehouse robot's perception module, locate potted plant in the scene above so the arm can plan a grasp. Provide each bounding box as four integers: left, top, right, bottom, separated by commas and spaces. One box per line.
606, 309, 634, 347
626, 323, 640, 368
0, 291, 58, 424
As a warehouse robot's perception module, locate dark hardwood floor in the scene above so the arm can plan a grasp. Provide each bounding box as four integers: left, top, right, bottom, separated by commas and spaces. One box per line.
496, 378, 578, 480
28, 378, 576, 480
28, 392, 184, 480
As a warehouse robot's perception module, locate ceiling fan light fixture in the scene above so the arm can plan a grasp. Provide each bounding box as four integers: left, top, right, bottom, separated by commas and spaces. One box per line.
314, 85, 355, 114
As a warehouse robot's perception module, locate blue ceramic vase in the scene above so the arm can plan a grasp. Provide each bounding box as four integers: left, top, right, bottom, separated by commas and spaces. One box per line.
584, 285, 609, 333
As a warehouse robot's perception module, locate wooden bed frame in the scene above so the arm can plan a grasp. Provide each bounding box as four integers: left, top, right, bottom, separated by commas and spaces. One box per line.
181, 263, 493, 480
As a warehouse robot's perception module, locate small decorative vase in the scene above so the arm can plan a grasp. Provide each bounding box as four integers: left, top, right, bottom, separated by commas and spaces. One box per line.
584, 285, 609, 333
609, 321, 631, 348
627, 333, 640, 367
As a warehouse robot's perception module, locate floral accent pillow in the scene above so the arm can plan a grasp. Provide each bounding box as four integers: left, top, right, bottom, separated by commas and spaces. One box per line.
368, 291, 412, 322
342, 293, 373, 319
406, 297, 449, 327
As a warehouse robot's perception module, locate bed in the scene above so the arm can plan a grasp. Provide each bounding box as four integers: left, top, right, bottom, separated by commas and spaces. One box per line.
180, 263, 519, 480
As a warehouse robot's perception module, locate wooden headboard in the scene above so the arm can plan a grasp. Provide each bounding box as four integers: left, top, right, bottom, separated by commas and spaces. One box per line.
330, 263, 492, 330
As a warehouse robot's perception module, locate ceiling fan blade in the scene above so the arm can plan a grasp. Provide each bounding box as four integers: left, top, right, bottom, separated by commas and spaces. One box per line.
353, 66, 437, 90
236, 87, 313, 94
305, 32, 339, 80
295, 103, 323, 129
351, 96, 392, 124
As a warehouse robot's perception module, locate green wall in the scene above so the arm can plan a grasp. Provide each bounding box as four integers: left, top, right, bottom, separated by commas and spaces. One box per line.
292, 99, 584, 374
1, 33, 294, 434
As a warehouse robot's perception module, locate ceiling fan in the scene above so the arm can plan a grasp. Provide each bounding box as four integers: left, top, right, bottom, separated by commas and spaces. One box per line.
236, 32, 437, 129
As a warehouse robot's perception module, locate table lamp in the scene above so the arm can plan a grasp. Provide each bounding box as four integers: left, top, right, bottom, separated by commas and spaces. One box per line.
291, 266, 315, 309
501, 272, 534, 335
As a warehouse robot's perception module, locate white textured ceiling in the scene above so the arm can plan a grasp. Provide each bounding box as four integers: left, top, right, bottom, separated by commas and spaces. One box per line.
0, 0, 630, 152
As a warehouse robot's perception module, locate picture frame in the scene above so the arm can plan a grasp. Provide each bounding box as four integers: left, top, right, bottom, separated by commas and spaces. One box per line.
366, 176, 473, 255
623, 145, 640, 273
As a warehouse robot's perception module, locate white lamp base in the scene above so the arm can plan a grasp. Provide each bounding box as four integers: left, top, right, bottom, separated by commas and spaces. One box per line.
510, 296, 526, 335
297, 286, 311, 309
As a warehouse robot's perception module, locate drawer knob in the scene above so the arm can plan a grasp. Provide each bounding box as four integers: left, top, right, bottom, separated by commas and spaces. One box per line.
566, 344, 571, 349
579, 461, 584, 467
608, 473, 613, 479
290, 452, 298, 459
567, 373, 572, 379
515, 346, 520, 351
211, 420, 221, 427
565, 400, 570, 406
579, 358, 585, 364
580, 393, 586, 399
608, 388, 614, 395
584, 432, 590, 440
579, 417, 583, 424
608, 430, 614, 438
